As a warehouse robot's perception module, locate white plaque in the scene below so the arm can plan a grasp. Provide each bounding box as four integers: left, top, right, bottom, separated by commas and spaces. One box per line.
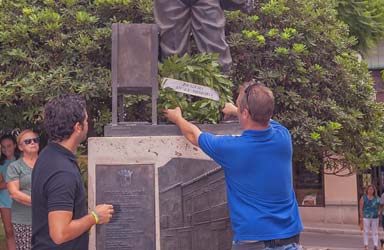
162, 78, 220, 101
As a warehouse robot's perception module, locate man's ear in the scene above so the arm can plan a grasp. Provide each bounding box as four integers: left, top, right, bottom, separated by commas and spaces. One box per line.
73, 122, 82, 133
241, 108, 250, 119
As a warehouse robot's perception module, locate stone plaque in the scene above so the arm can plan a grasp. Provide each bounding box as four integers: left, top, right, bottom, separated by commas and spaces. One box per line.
96, 165, 155, 250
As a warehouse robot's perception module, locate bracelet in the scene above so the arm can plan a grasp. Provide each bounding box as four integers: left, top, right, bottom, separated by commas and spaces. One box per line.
91, 211, 99, 224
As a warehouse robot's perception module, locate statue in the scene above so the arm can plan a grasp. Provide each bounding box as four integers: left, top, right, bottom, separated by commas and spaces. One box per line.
154, 0, 248, 72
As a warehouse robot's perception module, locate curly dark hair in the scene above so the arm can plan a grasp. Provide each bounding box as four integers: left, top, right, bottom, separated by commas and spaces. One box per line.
0, 134, 20, 165
44, 95, 86, 141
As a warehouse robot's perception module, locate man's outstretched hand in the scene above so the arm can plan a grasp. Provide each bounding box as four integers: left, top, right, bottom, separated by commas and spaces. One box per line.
222, 103, 238, 119
163, 107, 183, 124
162, 106, 201, 146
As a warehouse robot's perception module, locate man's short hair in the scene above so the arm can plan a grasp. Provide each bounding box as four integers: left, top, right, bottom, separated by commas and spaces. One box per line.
239, 80, 275, 125
44, 95, 86, 141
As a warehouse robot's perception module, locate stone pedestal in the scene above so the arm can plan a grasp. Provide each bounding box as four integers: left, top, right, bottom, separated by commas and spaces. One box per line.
88, 123, 241, 250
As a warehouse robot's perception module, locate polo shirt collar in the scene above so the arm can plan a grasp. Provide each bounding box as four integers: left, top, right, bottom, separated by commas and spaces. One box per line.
48, 141, 77, 161
242, 126, 273, 141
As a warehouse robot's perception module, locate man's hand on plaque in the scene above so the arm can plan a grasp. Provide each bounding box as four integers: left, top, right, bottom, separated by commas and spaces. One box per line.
94, 204, 114, 224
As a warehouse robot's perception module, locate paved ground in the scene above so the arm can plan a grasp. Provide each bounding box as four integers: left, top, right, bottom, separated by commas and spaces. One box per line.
301, 231, 377, 250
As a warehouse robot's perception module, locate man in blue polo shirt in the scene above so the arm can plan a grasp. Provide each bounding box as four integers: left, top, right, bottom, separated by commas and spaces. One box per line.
163, 80, 303, 250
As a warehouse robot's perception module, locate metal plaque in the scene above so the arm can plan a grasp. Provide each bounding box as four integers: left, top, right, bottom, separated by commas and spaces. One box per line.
96, 164, 155, 250
112, 24, 158, 90
111, 23, 159, 124
159, 158, 232, 250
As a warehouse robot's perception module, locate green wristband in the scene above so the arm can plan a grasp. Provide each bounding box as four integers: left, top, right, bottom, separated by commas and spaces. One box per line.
91, 211, 99, 224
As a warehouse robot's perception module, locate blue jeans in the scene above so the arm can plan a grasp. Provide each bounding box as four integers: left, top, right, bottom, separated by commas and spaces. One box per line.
265, 243, 302, 250
232, 242, 302, 250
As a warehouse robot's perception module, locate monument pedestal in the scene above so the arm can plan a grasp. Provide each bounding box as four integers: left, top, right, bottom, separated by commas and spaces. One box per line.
88, 123, 241, 250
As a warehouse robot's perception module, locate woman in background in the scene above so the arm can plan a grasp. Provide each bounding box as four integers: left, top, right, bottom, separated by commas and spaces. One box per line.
7, 130, 39, 250
0, 134, 18, 250
360, 184, 380, 250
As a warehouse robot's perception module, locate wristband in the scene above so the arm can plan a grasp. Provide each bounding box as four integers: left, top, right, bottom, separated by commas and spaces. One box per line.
91, 211, 99, 224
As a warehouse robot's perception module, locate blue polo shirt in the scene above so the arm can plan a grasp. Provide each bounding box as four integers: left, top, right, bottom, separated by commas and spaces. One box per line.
198, 120, 302, 241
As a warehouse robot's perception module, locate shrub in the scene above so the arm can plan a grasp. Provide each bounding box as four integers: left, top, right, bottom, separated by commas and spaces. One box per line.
225, 0, 384, 171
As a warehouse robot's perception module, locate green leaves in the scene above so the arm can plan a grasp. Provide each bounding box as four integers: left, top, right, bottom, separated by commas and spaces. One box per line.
260, 0, 290, 16
280, 28, 297, 40
94, 0, 131, 7
0, 0, 152, 134
1, 0, 383, 174
226, 0, 384, 172
76, 11, 99, 25
158, 53, 233, 124
337, 0, 384, 52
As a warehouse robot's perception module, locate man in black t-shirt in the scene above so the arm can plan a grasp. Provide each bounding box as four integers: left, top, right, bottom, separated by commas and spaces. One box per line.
32, 95, 114, 250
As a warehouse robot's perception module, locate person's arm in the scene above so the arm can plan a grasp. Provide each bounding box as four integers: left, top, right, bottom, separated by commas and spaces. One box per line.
0, 173, 7, 189
222, 102, 238, 118
48, 204, 113, 244
163, 107, 202, 146
7, 180, 31, 206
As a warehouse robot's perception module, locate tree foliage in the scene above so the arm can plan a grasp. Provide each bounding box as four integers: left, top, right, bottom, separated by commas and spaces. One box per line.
1, 0, 384, 172
226, 0, 384, 171
336, 0, 384, 53
0, 0, 153, 135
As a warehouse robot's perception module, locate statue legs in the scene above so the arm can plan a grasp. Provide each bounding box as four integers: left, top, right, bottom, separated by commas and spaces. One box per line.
154, 0, 232, 71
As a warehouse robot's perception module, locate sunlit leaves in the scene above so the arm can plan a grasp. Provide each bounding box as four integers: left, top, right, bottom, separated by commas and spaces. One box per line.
0, 0, 152, 132
226, 0, 384, 171
158, 53, 233, 124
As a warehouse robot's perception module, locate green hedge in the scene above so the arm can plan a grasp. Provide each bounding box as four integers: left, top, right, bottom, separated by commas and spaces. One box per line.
1, 0, 384, 172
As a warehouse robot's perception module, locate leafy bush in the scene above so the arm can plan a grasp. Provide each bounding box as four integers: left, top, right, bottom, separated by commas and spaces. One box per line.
1, 0, 384, 173
225, 0, 384, 171
337, 0, 384, 53
0, 0, 153, 134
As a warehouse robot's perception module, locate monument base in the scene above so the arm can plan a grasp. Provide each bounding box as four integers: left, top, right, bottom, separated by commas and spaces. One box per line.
89, 123, 241, 250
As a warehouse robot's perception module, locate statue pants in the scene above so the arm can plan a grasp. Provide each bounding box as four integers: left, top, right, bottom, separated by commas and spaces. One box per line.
154, 0, 232, 70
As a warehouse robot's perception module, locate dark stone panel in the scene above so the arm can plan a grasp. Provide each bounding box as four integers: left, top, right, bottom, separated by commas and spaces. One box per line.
159, 158, 219, 191
112, 24, 158, 90
96, 165, 155, 250
159, 158, 232, 250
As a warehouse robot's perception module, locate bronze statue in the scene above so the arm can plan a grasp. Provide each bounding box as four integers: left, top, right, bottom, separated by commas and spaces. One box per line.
154, 0, 247, 72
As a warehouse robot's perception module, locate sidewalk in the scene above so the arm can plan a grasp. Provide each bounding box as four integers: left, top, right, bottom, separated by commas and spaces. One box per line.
303, 222, 362, 235
302, 223, 371, 250
303, 221, 384, 237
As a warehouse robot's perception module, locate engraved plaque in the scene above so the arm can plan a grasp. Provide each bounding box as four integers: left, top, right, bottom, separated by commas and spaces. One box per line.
96, 165, 155, 250
159, 158, 232, 250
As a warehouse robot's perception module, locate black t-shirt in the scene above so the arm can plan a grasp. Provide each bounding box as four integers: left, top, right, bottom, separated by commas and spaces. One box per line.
32, 142, 88, 250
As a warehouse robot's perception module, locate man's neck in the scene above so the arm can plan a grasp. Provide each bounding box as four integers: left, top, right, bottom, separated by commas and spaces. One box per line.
56, 138, 78, 154
243, 121, 270, 131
